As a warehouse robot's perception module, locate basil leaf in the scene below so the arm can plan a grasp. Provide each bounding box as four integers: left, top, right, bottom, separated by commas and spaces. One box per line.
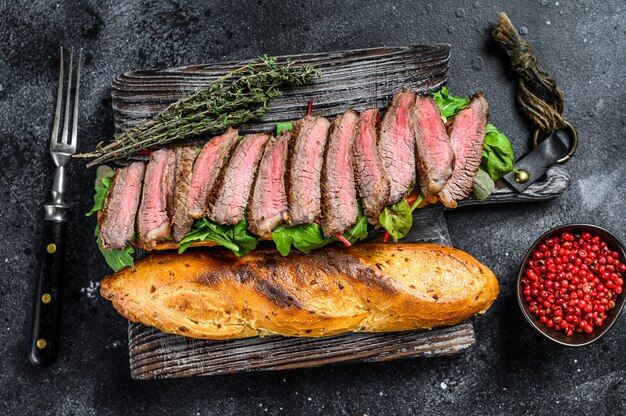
481, 124, 515, 180
276, 121, 293, 135
379, 198, 413, 241
86, 166, 115, 217
93, 225, 135, 272
431, 86, 470, 121
472, 168, 496, 200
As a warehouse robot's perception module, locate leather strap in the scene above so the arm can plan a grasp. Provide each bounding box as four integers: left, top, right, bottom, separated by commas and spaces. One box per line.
503, 131, 569, 192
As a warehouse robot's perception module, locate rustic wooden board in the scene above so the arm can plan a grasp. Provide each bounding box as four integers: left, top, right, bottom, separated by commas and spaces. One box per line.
111, 45, 570, 380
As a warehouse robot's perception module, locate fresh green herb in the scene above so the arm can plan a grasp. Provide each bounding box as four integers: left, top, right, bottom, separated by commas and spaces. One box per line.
379, 198, 413, 242
431, 86, 470, 122
276, 121, 294, 135
481, 124, 515, 181
272, 206, 368, 256
80, 56, 320, 167
86, 165, 115, 217
94, 225, 135, 272
178, 217, 258, 256
472, 169, 496, 200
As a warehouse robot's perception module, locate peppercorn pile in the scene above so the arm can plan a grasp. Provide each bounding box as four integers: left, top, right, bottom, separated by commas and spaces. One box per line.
521, 231, 625, 336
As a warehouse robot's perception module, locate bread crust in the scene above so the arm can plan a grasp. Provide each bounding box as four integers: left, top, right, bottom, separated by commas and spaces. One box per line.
100, 244, 499, 340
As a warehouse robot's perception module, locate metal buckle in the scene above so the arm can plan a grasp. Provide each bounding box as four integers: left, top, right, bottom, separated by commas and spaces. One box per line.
531, 119, 578, 164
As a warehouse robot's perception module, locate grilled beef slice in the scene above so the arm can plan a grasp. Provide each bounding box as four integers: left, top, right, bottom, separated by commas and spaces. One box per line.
321, 109, 359, 237
208, 133, 270, 225
353, 108, 390, 223
438, 93, 489, 209
412, 95, 455, 201
247, 132, 290, 238
186, 128, 239, 219
287, 116, 331, 226
99, 162, 145, 250
378, 90, 417, 204
170, 147, 199, 242
137, 149, 176, 248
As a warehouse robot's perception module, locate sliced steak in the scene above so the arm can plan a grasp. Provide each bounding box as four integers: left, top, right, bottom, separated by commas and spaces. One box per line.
170, 147, 199, 242
438, 93, 489, 209
208, 133, 270, 225
378, 90, 417, 204
187, 128, 239, 219
248, 132, 290, 238
99, 162, 145, 250
287, 116, 331, 225
353, 108, 390, 223
321, 109, 359, 237
137, 149, 176, 248
412, 95, 455, 200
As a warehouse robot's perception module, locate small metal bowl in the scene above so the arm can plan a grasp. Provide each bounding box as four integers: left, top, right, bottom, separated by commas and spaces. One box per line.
517, 224, 626, 346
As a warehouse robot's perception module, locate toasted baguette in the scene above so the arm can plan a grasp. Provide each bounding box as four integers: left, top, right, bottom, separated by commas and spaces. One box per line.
100, 244, 499, 340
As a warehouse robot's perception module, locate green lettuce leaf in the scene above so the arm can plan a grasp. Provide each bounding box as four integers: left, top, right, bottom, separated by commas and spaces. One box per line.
178, 217, 258, 256
93, 225, 135, 272
431, 86, 470, 121
472, 168, 496, 200
481, 124, 515, 181
379, 198, 412, 242
276, 121, 293, 135
86, 165, 115, 217
271, 206, 368, 256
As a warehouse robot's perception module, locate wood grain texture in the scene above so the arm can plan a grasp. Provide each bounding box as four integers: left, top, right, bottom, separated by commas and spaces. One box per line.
112, 45, 569, 380
112, 45, 450, 134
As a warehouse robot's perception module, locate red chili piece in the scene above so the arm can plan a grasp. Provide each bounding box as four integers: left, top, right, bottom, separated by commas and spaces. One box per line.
522, 231, 624, 336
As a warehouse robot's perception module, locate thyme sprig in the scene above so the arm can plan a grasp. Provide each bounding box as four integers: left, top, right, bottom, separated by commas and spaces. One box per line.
79, 55, 319, 167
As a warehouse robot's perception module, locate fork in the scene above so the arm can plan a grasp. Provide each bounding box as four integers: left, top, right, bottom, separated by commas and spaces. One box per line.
29, 47, 82, 366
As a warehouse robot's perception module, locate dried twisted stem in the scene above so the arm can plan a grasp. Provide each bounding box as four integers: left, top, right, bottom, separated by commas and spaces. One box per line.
492, 12, 565, 132
78, 56, 319, 167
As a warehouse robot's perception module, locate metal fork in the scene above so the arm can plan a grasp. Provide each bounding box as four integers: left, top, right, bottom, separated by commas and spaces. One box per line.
29, 47, 83, 366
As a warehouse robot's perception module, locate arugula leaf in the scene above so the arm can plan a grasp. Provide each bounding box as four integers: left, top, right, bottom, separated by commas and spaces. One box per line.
86, 165, 115, 217
231, 218, 259, 256
272, 206, 368, 256
178, 218, 247, 254
481, 124, 515, 180
93, 225, 135, 272
472, 168, 496, 200
276, 121, 293, 135
379, 198, 413, 242
431, 86, 470, 121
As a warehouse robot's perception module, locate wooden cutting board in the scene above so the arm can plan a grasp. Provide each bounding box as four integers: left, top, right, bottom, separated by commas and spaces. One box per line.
110, 45, 570, 379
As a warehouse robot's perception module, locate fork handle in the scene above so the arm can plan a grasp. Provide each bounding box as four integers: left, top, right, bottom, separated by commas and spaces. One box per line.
29, 219, 67, 366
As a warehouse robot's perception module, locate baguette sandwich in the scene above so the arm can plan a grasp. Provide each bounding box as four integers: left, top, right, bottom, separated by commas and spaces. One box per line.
100, 244, 499, 340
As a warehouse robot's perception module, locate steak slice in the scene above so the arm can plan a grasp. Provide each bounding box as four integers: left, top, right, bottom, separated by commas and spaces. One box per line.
321, 109, 359, 237
438, 93, 489, 209
99, 162, 145, 250
379, 90, 417, 204
208, 133, 270, 225
353, 108, 390, 223
187, 128, 239, 219
412, 95, 455, 200
137, 149, 176, 248
171, 147, 199, 243
248, 132, 290, 238
287, 116, 331, 225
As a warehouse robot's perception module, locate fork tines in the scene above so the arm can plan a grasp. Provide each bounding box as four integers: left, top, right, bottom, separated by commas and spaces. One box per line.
50, 47, 83, 155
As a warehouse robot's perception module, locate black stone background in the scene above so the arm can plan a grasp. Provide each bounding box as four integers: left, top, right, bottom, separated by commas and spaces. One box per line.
1, 0, 625, 415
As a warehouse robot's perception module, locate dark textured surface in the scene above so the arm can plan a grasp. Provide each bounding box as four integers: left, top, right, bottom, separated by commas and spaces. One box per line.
0, 0, 625, 414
